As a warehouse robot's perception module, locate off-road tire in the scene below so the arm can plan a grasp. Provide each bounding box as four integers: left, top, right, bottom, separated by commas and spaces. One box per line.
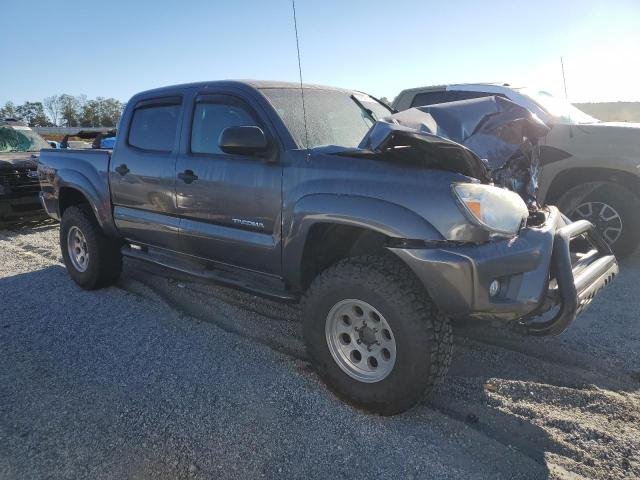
60, 205, 122, 289
302, 254, 453, 415
557, 182, 640, 258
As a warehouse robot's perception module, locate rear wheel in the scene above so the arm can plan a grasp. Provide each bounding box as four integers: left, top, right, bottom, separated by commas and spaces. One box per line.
557, 182, 640, 258
60, 205, 122, 289
302, 254, 452, 415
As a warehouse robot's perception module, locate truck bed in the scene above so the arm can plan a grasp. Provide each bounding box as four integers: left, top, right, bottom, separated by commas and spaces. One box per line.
38, 148, 113, 226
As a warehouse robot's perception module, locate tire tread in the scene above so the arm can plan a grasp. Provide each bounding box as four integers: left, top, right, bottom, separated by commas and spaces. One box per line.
302, 253, 453, 414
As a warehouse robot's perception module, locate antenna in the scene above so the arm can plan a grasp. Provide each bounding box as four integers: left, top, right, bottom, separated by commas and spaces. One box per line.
560, 56, 568, 99
291, 0, 310, 151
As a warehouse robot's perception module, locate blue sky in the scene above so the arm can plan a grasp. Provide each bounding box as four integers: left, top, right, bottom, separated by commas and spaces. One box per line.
2, 0, 639, 105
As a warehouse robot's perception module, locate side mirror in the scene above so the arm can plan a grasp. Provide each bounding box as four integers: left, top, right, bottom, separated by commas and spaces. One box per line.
219, 126, 268, 155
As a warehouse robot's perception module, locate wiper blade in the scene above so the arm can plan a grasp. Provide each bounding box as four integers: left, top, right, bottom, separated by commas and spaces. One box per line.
350, 94, 376, 121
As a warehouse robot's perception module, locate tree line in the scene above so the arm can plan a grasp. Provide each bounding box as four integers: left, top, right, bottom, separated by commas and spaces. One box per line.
0, 95, 125, 128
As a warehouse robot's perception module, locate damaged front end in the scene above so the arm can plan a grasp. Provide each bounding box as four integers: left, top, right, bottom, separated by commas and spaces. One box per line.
339, 96, 618, 335
357, 96, 551, 206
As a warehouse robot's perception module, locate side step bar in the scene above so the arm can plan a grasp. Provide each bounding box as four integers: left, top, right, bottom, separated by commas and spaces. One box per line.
121, 245, 298, 303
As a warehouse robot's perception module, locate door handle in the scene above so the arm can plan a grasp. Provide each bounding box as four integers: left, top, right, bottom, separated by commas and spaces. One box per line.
178, 170, 198, 184
115, 164, 130, 176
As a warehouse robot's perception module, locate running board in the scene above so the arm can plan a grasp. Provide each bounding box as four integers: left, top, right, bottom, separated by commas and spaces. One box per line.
121, 245, 298, 303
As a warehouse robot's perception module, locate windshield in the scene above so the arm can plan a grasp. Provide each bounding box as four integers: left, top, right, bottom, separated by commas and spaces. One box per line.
261, 88, 393, 148
518, 88, 598, 124
0, 125, 50, 153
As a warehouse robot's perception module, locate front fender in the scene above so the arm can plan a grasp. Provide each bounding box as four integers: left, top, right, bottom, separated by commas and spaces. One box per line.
283, 194, 444, 289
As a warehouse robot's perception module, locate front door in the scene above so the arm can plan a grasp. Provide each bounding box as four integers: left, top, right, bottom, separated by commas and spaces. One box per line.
174, 92, 283, 275
109, 95, 183, 250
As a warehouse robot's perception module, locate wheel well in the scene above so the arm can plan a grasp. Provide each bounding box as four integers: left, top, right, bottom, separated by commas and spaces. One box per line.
299, 224, 388, 290
545, 167, 640, 203
58, 188, 90, 216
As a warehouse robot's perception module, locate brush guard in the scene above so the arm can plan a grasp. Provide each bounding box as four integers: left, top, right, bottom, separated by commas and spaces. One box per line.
523, 219, 618, 336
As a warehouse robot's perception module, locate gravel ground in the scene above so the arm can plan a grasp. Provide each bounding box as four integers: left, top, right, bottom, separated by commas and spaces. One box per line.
0, 219, 638, 479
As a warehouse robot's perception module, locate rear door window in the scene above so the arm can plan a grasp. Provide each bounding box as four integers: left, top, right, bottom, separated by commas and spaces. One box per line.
128, 102, 180, 152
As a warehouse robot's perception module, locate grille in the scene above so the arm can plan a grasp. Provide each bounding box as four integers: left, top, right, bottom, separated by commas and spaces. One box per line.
0, 169, 41, 197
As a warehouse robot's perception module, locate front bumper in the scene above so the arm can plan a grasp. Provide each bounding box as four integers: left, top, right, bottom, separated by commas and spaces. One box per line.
391, 206, 618, 336
0, 194, 43, 219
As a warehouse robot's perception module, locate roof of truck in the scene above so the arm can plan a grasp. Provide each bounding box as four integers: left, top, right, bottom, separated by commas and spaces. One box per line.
396, 82, 523, 94
134, 80, 357, 98
392, 83, 528, 111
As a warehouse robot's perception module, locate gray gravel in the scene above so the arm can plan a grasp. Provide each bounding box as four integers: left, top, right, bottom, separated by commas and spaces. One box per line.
1, 220, 638, 479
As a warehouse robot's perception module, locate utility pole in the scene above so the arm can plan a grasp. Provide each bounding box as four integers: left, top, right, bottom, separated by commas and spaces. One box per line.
561, 57, 568, 99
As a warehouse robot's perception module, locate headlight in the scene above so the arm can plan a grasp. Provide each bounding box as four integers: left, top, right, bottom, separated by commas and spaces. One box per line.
453, 183, 529, 235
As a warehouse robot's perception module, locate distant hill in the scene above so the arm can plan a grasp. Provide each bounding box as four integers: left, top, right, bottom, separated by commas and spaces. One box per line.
573, 102, 640, 122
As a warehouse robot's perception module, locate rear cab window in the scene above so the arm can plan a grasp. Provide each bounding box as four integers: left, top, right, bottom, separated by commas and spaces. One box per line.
128, 96, 182, 151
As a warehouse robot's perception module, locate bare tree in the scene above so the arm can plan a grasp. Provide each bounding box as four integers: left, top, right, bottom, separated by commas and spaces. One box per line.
43, 95, 61, 126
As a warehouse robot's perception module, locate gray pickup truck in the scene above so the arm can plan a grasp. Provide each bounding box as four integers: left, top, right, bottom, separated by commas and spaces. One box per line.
38, 81, 618, 414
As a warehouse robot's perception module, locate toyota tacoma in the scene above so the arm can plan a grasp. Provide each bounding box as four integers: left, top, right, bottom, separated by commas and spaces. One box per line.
38, 81, 618, 414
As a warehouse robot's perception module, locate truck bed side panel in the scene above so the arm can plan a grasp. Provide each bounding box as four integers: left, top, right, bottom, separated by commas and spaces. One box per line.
38, 149, 117, 236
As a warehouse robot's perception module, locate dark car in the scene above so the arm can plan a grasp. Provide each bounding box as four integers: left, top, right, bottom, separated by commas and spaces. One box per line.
38, 81, 617, 414
0, 119, 48, 219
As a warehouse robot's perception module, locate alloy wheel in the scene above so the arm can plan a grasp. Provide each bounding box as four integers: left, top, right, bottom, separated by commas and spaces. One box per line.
325, 299, 397, 383
67, 226, 90, 272
571, 201, 623, 245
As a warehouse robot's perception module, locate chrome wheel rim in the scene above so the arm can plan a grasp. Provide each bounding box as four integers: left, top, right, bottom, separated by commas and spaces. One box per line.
325, 299, 397, 383
67, 226, 89, 272
571, 201, 623, 245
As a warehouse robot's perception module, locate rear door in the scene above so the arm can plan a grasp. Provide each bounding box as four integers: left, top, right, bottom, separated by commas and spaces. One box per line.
109, 95, 183, 250
174, 91, 283, 275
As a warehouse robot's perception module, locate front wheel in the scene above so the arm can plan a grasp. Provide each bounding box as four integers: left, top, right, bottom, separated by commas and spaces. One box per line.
60, 205, 122, 289
302, 254, 452, 415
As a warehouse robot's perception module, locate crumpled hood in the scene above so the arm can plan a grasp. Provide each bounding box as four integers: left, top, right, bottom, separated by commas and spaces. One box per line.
338, 96, 552, 206
355, 115, 491, 181
0, 152, 39, 172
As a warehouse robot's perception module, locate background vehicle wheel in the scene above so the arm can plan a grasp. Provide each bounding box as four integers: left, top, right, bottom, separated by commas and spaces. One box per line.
557, 182, 640, 258
60, 205, 122, 289
302, 254, 452, 415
